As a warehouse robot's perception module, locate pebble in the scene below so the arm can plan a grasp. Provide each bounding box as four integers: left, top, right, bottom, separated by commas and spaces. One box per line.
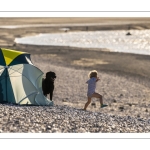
0, 104, 149, 133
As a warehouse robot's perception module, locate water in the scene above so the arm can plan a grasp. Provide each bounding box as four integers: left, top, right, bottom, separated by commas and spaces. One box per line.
15, 30, 150, 55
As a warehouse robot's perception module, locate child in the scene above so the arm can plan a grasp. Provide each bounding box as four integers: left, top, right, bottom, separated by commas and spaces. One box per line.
83, 70, 107, 111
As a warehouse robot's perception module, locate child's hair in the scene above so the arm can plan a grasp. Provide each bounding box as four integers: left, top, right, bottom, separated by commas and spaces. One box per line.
88, 70, 98, 78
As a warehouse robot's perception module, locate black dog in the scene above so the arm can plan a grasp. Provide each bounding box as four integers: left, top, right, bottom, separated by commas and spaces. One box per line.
42, 71, 56, 101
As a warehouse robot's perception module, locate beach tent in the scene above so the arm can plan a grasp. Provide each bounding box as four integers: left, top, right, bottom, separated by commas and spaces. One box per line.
0, 48, 53, 106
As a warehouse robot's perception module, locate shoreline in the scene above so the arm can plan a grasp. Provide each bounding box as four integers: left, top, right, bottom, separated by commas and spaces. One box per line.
10, 44, 150, 87
14, 29, 150, 56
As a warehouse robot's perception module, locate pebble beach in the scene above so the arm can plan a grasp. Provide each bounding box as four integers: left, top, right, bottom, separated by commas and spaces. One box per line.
0, 103, 150, 133
0, 18, 150, 133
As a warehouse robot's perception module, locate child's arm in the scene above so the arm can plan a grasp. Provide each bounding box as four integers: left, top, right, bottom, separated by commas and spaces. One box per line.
96, 77, 100, 82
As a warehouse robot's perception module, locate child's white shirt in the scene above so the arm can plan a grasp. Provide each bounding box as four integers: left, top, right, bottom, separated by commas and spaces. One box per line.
86, 77, 97, 97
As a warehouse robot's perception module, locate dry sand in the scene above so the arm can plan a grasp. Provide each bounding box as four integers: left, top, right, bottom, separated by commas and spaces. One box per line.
0, 18, 150, 132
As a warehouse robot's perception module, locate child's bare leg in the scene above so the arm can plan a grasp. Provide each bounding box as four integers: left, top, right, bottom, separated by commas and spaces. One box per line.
83, 97, 92, 110
92, 93, 103, 106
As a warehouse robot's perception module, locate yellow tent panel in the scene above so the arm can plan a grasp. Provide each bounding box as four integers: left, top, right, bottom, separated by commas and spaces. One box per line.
1, 48, 26, 65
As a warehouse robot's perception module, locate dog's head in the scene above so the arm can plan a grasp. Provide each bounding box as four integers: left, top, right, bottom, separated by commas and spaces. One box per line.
46, 71, 56, 82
